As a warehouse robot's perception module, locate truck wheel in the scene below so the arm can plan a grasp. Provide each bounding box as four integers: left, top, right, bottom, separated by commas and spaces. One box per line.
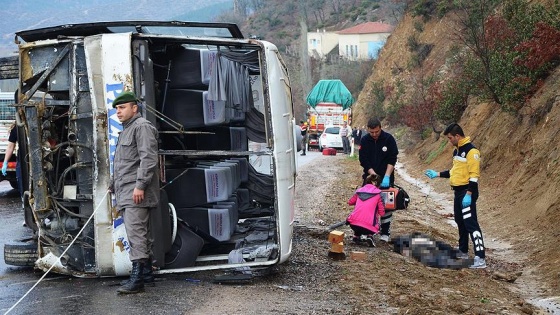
4, 243, 37, 267
9, 180, 18, 190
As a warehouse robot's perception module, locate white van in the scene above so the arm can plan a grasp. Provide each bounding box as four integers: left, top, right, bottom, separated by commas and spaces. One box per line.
2, 21, 297, 277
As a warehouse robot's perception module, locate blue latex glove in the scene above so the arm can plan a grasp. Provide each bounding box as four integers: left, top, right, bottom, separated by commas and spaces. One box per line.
462, 194, 472, 208
1, 163, 7, 176
425, 169, 438, 179
380, 175, 390, 188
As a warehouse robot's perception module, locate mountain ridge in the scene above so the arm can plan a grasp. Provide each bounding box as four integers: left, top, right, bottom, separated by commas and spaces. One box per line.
0, 0, 232, 56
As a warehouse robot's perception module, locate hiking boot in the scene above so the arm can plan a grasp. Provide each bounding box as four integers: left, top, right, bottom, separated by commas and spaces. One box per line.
469, 256, 487, 269
365, 235, 376, 247
379, 235, 390, 243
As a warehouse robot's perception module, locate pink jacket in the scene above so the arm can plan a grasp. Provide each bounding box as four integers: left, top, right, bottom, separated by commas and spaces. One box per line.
347, 184, 386, 233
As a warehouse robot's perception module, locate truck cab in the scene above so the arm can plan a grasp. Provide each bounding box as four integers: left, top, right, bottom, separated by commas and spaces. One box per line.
2, 21, 297, 277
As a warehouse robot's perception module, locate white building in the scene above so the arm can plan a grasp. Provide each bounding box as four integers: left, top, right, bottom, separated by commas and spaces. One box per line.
337, 22, 394, 60
307, 29, 339, 59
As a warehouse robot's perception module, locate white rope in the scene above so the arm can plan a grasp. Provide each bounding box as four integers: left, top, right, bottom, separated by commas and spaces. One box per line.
4, 191, 109, 315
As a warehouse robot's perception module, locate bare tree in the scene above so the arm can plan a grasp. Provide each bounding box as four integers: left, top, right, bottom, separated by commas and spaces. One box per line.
453, 0, 502, 104
330, 0, 342, 22
299, 1, 313, 109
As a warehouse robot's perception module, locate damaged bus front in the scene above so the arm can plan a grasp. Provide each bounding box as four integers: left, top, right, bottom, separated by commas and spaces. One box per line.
4, 21, 297, 277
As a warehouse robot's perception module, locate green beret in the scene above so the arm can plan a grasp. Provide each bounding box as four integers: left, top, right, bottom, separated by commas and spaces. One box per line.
112, 91, 138, 108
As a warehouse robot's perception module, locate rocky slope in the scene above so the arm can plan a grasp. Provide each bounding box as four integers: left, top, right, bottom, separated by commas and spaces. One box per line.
351, 4, 560, 298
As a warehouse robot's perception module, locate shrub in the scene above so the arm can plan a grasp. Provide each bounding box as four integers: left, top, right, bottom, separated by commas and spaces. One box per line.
407, 35, 420, 52
414, 20, 424, 32
426, 140, 447, 164
452, 0, 560, 113
436, 77, 470, 123
399, 80, 441, 131
367, 80, 386, 119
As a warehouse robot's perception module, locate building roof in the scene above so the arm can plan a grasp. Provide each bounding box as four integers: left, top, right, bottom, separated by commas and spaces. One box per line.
337, 22, 394, 35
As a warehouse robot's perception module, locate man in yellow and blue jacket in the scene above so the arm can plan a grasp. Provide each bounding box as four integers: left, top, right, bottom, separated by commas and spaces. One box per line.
424, 123, 486, 269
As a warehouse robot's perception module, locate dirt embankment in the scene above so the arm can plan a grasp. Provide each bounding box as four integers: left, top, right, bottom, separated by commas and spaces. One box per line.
350, 5, 560, 305
291, 152, 545, 315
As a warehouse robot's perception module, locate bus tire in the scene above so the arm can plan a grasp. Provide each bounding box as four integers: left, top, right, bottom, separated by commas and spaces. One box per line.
4, 243, 37, 267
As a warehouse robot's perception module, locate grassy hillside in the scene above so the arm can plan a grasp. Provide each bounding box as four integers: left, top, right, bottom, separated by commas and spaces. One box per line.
353, 0, 560, 291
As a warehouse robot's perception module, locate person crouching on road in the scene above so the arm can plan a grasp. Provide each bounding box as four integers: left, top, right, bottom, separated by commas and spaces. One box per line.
346, 174, 385, 247
424, 123, 486, 269
109, 91, 160, 294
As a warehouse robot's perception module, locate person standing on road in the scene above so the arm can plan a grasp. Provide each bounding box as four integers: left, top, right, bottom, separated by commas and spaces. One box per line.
2, 122, 22, 194
352, 126, 362, 148
347, 173, 385, 247
300, 120, 308, 156
109, 91, 160, 294
425, 123, 486, 269
359, 117, 398, 242
339, 121, 352, 154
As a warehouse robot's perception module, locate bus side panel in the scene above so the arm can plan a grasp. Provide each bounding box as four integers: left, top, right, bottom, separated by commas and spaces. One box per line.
84, 33, 134, 276
264, 43, 295, 263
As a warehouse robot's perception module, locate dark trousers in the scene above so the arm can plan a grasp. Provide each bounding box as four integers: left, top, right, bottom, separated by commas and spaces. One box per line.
342, 137, 350, 154
380, 212, 393, 236
453, 189, 485, 258
350, 225, 375, 237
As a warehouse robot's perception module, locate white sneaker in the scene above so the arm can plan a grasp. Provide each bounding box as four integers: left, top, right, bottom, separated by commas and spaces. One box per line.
469, 256, 486, 269
379, 235, 390, 242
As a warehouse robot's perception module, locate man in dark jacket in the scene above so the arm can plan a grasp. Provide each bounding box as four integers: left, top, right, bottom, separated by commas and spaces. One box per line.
110, 91, 160, 294
358, 118, 399, 242
300, 120, 308, 156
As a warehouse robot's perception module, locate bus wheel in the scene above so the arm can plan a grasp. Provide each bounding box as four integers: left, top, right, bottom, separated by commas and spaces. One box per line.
4, 243, 37, 267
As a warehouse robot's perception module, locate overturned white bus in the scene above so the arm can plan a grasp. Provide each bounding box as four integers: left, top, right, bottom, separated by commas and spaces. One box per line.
2, 21, 298, 277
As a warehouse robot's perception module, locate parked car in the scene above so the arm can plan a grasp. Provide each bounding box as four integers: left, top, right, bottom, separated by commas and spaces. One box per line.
319, 126, 342, 151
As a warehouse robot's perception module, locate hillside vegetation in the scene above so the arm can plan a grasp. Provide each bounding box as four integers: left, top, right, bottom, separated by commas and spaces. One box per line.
352, 0, 560, 293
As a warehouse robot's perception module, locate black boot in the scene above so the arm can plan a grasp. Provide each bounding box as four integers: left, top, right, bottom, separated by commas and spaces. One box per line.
143, 259, 154, 284
120, 259, 154, 286
117, 261, 144, 294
